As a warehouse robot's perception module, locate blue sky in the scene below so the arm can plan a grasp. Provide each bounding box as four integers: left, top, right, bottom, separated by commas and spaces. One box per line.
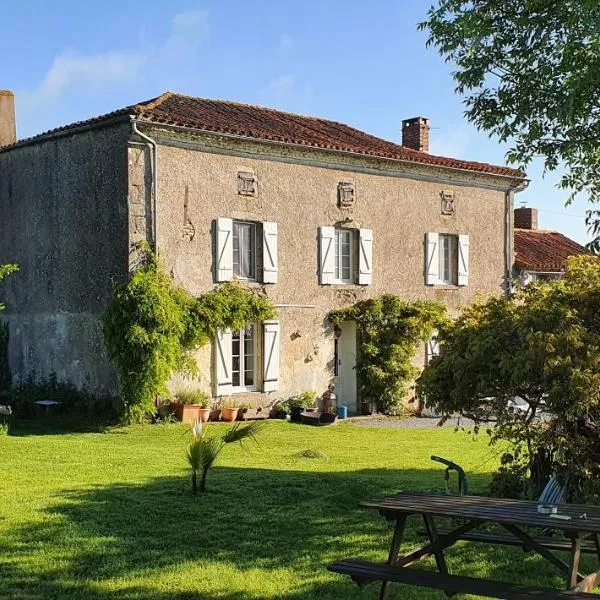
1, 1, 590, 243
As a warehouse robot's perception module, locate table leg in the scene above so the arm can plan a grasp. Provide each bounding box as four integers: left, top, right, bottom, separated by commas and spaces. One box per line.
423, 514, 453, 598
568, 536, 582, 590
379, 514, 407, 600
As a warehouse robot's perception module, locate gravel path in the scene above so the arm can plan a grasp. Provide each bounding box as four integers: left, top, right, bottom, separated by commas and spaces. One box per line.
350, 415, 479, 429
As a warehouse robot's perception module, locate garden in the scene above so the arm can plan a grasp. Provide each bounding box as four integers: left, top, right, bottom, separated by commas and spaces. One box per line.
2, 419, 589, 600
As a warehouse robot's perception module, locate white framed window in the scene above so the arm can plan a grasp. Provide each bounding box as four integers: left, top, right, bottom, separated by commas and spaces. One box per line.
426, 232, 469, 287
214, 321, 280, 396
233, 221, 257, 280
215, 219, 278, 284
334, 228, 354, 284
439, 234, 458, 285
232, 325, 257, 392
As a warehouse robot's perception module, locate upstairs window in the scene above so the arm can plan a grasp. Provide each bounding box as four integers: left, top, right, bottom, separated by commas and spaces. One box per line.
215, 218, 278, 284
233, 221, 257, 280
334, 228, 353, 284
439, 234, 458, 285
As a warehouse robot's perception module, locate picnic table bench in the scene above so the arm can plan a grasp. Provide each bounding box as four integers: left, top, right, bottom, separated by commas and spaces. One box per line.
328, 492, 600, 599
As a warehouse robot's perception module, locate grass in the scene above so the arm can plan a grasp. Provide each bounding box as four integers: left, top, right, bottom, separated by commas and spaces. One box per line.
0, 420, 596, 599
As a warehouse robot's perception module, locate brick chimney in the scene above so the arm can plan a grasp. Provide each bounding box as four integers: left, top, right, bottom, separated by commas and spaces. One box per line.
0, 90, 16, 147
402, 117, 430, 153
514, 207, 538, 230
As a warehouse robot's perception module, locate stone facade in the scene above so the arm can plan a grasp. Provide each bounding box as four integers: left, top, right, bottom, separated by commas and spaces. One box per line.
0, 117, 523, 412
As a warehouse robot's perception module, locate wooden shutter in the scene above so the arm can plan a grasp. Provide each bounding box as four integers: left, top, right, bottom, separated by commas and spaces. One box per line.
263, 320, 280, 392
215, 218, 233, 282
319, 226, 335, 285
425, 232, 439, 285
426, 333, 440, 363
214, 329, 233, 396
358, 228, 373, 285
262, 222, 278, 284
458, 234, 470, 286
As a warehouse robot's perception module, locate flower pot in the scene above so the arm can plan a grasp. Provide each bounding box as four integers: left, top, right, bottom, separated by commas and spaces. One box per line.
221, 407, 238, 422
197, 407, 211, 423
173, 403, 202, 424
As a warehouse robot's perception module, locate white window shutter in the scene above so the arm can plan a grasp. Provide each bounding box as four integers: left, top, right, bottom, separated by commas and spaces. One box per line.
262, 222, 278, 284
215, 218, 233, 282
214, 329, 233, 396
426, 333, 440, 363
319, 226, 335, 285
458, 234, 470, 286
358, 228, 373, 285
425, 232, 439, 285
263, 320, 280, 392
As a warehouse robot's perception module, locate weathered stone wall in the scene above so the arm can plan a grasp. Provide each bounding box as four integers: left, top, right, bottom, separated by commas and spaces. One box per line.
0, 124, 130, 394
133, 128, 517, 407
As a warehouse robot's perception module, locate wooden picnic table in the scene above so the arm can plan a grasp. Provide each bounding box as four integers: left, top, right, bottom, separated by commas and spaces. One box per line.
329, 492, 600, 599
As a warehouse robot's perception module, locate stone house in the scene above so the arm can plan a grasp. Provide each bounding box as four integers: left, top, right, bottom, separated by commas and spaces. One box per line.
513, 206, 591, 285
0, 91, 526, 413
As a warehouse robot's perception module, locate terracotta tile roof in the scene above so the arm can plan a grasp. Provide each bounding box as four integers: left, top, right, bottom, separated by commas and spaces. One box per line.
514, 228, 592, 271
1, 91, 525, 178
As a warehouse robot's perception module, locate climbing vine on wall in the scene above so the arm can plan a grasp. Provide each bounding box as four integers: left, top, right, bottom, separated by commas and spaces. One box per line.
329, 295, 448, 414
102, 244, 275, 423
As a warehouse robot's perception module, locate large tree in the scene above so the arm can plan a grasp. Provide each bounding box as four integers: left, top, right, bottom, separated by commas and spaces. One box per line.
417, 256, 600, 497
420, 1, 600, 249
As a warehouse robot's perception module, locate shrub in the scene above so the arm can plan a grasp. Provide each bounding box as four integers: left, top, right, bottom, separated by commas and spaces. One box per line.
279, 391, 317, 421
176, 390, 211, 407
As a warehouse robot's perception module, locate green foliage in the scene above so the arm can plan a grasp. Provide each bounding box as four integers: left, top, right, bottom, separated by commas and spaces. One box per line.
0, 264, 18, 312
102, 244, 274, 424
175, 390, 211, 407
0, 420, 9, 436
420, 1, 600, 249
330, 295, 449, 414
279, 390, 317, 414
418, 256, 600, 496
186, 420, 264, 493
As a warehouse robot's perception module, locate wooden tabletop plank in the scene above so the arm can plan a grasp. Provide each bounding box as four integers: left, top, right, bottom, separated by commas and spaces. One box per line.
361, 493, 600, 534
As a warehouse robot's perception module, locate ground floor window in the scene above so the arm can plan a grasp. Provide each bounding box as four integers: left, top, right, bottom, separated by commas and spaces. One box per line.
232, 325, 256, 391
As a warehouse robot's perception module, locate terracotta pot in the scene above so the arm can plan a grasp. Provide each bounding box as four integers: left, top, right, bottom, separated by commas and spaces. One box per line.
197, 408, 211, 423
221, 407, 239, 422
173, 403, 202, 424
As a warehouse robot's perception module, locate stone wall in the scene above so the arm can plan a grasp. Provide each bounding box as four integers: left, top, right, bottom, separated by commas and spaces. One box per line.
132, 128, 517, 407
0, 123, 130, 394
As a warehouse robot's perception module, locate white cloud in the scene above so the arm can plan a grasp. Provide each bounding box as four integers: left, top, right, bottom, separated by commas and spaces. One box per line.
163, 9, 210, 55
23, 9, 210, 108
31, 51, 145, 103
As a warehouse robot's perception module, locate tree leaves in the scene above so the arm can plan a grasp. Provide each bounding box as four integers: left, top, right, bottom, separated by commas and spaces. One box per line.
421, 0, 600, 249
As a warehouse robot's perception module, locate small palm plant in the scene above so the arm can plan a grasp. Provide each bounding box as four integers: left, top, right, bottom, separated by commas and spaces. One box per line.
186, 419, 264, 494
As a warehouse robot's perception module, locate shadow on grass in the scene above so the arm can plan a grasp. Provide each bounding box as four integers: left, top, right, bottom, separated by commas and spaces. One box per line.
1, 466, 587, 599
6, 416, 117, 437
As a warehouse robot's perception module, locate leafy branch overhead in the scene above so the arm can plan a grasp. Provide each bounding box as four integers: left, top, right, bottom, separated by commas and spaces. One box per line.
420, 1, 600, 248
102, 244, 275, 424
330, 295, 448, 414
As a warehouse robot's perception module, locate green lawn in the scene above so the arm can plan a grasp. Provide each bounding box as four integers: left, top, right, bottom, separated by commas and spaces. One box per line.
0, 420, 594, 599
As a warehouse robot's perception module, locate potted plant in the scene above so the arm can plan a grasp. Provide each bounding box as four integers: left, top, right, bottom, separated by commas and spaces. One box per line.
221, 399, 238, 422
173, 390, 212, 424
286, 391, 318, 423
237, 403, 250, 421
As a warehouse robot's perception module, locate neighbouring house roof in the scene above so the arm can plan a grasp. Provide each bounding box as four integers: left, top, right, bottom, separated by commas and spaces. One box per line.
514, 228, 592, 271
1, 92, 524, 179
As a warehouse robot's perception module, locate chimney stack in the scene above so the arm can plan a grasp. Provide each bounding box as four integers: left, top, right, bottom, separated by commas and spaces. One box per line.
514, 207, 538, 230
402, 117, 429, 153
0, 90, 16, 147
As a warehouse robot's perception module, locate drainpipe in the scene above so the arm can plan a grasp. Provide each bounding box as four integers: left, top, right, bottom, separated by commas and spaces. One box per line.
506, 180, 529, 294
131, 118, 159, 255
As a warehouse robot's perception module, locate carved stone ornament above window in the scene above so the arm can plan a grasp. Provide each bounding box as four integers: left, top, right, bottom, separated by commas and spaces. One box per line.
238, 171, 257, 197
338, 182, 355, 208
440, 190, 455, 215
